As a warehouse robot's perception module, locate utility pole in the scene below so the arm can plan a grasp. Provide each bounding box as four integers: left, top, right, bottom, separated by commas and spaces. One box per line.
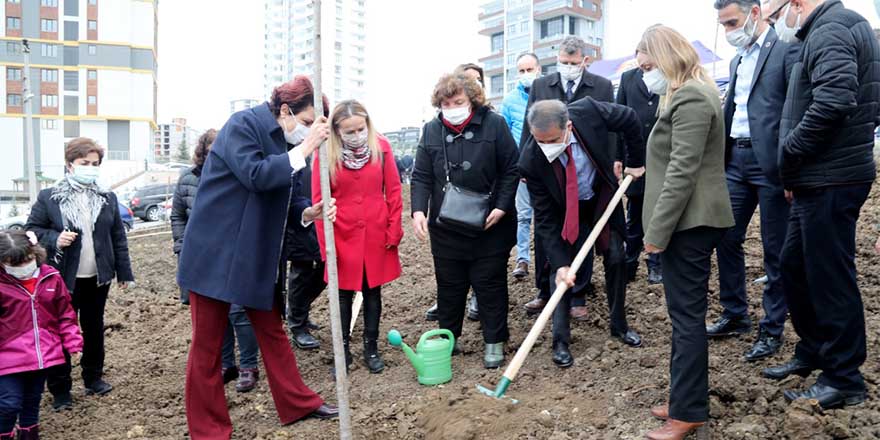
22, 39, 38, 205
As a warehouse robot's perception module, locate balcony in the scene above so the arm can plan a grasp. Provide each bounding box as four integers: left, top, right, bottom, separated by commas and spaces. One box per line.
534, 0, 570, 16
480, 54, 503, 73
480, 0, 503, 18
479, 14, 504, 35
534, 0, 600, 20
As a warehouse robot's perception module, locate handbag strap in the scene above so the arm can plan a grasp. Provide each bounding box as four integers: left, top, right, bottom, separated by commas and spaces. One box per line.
440, 126, 452, 184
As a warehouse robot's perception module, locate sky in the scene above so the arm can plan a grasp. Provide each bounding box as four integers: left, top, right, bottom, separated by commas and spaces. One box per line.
157, 0, 880, 134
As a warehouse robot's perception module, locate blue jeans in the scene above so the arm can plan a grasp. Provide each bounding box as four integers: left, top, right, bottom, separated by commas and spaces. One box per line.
515, 181, 532, 264
716, 146, 789, 336
221, 304, 260, 370
0, 370, 46, 433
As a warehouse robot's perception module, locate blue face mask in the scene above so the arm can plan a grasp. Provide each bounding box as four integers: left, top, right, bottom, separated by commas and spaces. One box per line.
70, 165, 100, 185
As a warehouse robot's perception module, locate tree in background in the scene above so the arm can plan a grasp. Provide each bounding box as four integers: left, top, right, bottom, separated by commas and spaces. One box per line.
176, 139, 190, 163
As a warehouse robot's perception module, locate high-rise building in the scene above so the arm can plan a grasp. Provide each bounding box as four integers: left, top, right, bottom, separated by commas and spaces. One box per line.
0, 0, 158, 194
230, 98, 261, 115
383, 126, 420, 157
263, 0, 367, 104
154, 117, 200, 163
478, 0, 605, 106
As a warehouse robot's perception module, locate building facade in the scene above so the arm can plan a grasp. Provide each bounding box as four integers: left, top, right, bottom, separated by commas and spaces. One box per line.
479, 0, 605, 106
154, 117, 200, 163
383, 126, 419, 157
1, 0, 158, 197
263, 0, 366, 104
230, 98, 261, 115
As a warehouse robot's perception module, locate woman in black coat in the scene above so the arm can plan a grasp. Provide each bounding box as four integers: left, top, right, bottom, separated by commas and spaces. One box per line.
25, 137, 134, 411
411, 73, 519, 369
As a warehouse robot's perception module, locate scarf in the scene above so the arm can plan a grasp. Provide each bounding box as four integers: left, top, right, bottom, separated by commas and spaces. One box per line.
341, 143, 371, 170
50, 176, 107, 232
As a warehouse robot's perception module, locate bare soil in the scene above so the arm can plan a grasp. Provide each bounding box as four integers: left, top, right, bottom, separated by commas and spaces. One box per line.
41, 182, 880, 439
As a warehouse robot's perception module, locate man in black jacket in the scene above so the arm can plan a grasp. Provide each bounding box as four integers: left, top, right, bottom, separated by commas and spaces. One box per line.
762, 0, 879, 410
519, 99, 645, 367
521, 35, 615, 320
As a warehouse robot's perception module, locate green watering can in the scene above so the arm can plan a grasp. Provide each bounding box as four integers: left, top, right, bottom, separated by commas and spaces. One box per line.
388, 329, 454, 386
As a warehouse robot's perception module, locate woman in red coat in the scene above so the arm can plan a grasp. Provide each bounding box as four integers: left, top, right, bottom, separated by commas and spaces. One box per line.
313, 100, 403, 374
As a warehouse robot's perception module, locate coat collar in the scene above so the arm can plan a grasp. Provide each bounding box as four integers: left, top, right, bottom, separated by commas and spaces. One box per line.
254, 102, 282, 135
434, 105, 490, 127
549, 71, 595, 90
797, 0, 841, 40
0, 264, 58, 289
749, 27, 778, 90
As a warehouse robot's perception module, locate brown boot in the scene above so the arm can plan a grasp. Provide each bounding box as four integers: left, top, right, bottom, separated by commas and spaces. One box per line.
523, 297, 547, 315
645, 419, 707, 440
569, 306, 588, 322
235, 368, 258, 393
650, 404, 669, 420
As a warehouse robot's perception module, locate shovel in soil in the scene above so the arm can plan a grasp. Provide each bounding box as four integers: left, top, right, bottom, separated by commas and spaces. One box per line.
478, 175, 634, 402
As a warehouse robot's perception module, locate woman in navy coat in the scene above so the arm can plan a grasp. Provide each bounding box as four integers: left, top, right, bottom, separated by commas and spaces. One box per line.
176, 76, 338, 439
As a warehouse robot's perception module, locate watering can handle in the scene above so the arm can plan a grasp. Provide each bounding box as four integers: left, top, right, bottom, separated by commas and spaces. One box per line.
418, 329, 455, 356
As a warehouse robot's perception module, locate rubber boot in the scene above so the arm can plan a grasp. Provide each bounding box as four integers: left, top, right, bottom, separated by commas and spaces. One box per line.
363, 339, 385, 374
362, 289, 384, 373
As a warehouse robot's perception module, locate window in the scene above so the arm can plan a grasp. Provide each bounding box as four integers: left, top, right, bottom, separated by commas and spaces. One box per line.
41, 0, 58, 6
88, 0, 97, 4
540, 17, 564, 39
491, 74, 503, 96
334, 42, 342, 50
41, 94, 58, 107
41, 119, 58, 130
41, 43, 58, 57
7, 0, 21, 3
64, 71, 78, 90
88, 95, 96, 105
6, 68, 21, 81
6, 42, 21, 54
88, 45, 96, 55
7, 94, 22, 106
87, 70, 97, 80
40, 69, 57, 82
88, 20, 97, 30
7, 17, 21, 30
491, 32, 503, 53
41, 19, 58, 33
64, 120, 79, 138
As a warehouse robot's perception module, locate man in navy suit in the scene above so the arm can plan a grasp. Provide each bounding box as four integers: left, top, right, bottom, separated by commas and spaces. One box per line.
709, 0, 799, 361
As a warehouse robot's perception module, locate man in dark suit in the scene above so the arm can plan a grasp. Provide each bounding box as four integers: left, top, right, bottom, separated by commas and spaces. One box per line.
520, 99, 645, 367
615, 55, 662, 286
521, 35, 615, 321
708, 0, 799, 362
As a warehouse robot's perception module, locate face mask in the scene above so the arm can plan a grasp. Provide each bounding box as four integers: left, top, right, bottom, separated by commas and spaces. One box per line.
726, 13, 758, 48
283, 110, 310, 146
774, 3, 802, 43
642, 68, 669, 96
557, 62, 583, 82
70, 165, 100, 185
518, 72, 538, 89
341, 129, 369, 148
5, 259, 37, 281
537, 128, 571, 163
443, 106, 471, 125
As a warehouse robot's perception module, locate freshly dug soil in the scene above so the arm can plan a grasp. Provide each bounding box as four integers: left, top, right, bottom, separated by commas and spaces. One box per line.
40, 182, 880, 439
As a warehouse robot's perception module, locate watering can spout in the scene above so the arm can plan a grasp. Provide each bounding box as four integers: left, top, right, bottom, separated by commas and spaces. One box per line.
387, 329, 425, 375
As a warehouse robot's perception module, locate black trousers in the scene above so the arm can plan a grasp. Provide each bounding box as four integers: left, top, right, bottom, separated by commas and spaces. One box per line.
625, 194, 661, 271
47, 276, 110, 395
661, 226, 726, 423
551, 200, 629, 344
286, 260, 327, 331
535, 234, 590, 306
339, 276, 382, 343
782, 183, 871, 392
434, 253, 509, 344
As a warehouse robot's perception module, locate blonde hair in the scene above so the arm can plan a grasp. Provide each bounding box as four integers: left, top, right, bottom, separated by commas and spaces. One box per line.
326, 99, 380, 180
639, 25, 717, 105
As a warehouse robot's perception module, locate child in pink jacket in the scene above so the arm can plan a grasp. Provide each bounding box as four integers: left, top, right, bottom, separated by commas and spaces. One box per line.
0, 230, 83, 440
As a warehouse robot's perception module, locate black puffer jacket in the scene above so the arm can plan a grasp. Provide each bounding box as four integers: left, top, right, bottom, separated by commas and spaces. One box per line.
170, 166, 201, 254
284, 160, 321, 262
778, 0, 880, 189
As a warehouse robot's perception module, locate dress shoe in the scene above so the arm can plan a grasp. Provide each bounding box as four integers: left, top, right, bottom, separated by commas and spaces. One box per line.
646, 419, 707, 440
552, 341, 573, 368
306, 319, 322, 330
523, 297, 547, 316
293, 328, 321, 350
783, 382, 866, 409
363, 339, 385, 374
744, 329, 782, 362
647, 266, 663, 285
512, 261, 529, 280
569, 306, 588, 322
650, 404, 669, 420
51, 392, 73, 412
84, 379, 113, 396
483, 342, 504, 369
425, 303, 439, 321
705, 316, 751, 338
763, 357, 815, 381
611, 329, 642, 347
308, 404, 340, 420
467, 295, 480, 321
221, 366, 239, 384
235, 368, 259, 393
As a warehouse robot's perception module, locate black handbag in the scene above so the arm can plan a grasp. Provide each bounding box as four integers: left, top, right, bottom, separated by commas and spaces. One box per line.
435, 127, 492, 233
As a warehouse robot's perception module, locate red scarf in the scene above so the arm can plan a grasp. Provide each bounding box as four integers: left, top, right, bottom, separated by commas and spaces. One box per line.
441, 112, 475, 134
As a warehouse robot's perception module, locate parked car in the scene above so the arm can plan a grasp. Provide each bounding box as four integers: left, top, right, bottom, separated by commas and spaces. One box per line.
129, 184, 174, 222
118, 202, 134, 232
0, 215, 28, 231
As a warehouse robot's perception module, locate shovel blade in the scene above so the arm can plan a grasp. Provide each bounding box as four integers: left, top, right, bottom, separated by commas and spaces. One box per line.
475, 383, 518, 404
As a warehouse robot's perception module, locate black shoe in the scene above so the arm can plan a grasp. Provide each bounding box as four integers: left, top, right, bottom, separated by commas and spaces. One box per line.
552, 341, 573, 368
363, 339, 385, 374
611, 329, 642, 347
783, 382, 866, 410
763, 357, 815, 381
745, 329, 782, 362
221, 366, 239, 384
706, 316, 751, 338
84, 379, 113, 396
647, 266, 663, 285
293, 328, 321, 350
308, 404, 340, 420
451, 341, 463, 356
52, 392, 73, 412
467, 295, 479, 321
425, 303, 439, 321
625, 262, 638, 283
306, 319, 322, 331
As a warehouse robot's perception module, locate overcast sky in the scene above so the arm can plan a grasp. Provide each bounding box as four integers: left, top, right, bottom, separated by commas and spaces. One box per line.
157, 0, 880, 134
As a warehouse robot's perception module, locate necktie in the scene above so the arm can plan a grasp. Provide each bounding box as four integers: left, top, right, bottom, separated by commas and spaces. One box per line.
565, 80, 575, 102
561, 145, 579, 245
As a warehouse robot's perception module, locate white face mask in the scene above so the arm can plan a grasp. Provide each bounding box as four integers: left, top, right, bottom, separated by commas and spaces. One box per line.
70, 165, 100, 185
726, 13, 758, 48
283, 110, 310, 146
443, 106, 471, 125
537, 128, 571, 163
642, 68, 669, 96
5, 259, 37, 280
341, 128, 369, 148
774, 3, 801, 43
557, 62, 583, 82
518, 71, 538, 88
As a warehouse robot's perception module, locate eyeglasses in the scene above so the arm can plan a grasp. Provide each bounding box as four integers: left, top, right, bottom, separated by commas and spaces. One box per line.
766, 0, 791, 23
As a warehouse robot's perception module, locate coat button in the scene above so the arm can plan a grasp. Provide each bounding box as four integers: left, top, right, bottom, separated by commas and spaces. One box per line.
355, 196, 363, 204
357, 220, 366, 228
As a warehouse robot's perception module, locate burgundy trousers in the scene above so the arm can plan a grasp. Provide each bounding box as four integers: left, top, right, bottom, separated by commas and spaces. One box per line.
185, 292, 323, 439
